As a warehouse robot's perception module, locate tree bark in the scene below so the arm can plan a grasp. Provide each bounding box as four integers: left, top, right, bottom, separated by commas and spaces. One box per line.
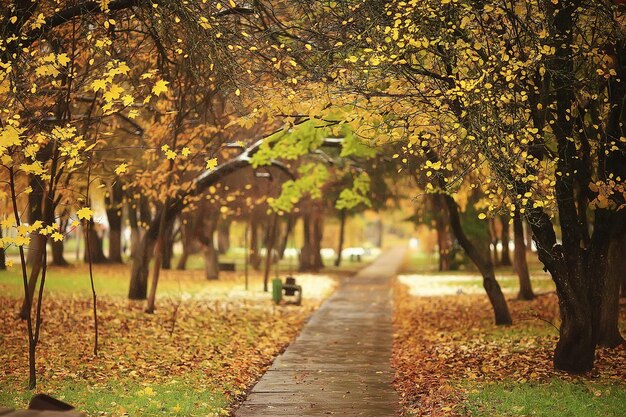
217, 220, 231, 255
0, 227, 5, 270
334, 209, 346, 267
161, 222, 174, 270
83, 221, 107, 264
597, 213, 626, 347
105, 181, 124, 263
500, 215, 512, 266
299, 209, 324, 272
249, 216, 262, 270
444, 195, 512, 325
199, 216, 219, 280
513, 212, 534, 300
488, 218, 500, 266
275, 215, 293, 260
432, 194, 453, 271
50, 239, 69, 267
263, 214, 278, 291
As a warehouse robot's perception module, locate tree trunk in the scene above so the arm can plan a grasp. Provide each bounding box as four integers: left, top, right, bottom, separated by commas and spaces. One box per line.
299, 210, 324, 272
0, 228, 5, 270
249, 217, 262, 270
334, 209, 346, 267
525, 220, 534, 252
275, 216, 293, 260
299, 213, 314, 271
161, 222, 174, 270
488, 218, 500, 266
217, 220, 230, 255
500, 215, 512, 266
444, 195, 512, 325
203, 243, 219, 280
50, 239, 69, 267
432, 194, 453, 271
83, 221, 107, 264
313, 211, 324, 269
105, 181, 124, 263
20, 234, 45, 319
128, 231, 156, 300
620, 264, 626, 298
513, 213, 534, 300
263, 215, 278, 291
199, 215, 219, 280
597, 215, 626, 347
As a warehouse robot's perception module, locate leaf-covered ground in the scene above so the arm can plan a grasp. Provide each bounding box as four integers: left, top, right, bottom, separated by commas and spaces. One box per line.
0, 265, 337, 416
393, 277, 626, 417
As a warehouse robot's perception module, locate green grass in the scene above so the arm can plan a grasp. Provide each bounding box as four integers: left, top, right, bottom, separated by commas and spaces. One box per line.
463, 379, 626, 417
0, 247, 373, 299
0, 376, 228, 416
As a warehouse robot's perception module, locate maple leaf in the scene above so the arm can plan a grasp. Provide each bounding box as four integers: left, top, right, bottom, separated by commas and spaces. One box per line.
92, 79, 107, 93
181, 147, 191, 157
122, 94, 134, 106
206, 158, 218, 170
115, 163, 128, 175
76, 207, 94, 221
51, 232, 64, 242
152, 79, 169, 96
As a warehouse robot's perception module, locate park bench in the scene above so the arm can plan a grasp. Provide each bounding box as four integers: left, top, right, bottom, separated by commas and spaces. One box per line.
271, 276, 302, 305
218, 262, 236, 271
0, 395, 85, 416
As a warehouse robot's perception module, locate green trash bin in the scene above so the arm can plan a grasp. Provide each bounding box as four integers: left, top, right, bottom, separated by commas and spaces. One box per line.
272, 278, 283, 304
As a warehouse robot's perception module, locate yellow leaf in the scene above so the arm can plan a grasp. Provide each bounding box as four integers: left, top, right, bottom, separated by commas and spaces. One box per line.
206, 158, 218, 170
115, 163, 128, 175
152, 79, 169, 96
76, 207, 94, 221
51, 232, 64, 242
92, 79, 107, 93
181, 147, 191, 157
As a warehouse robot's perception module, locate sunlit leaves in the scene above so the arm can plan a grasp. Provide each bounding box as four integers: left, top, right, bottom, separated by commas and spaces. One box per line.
76, 207, 95, 221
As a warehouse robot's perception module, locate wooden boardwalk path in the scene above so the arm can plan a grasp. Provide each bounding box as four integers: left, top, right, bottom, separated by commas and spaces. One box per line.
235, 247, 406, 417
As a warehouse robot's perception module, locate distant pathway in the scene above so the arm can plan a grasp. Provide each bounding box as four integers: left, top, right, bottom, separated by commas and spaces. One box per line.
235, 247, 406, 417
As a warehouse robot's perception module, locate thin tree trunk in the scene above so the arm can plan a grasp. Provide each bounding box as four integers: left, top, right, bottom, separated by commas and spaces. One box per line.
199, 215, 219, 280
20, 234, 45, 320
444, 195, 512, 325
0, 228, 5, 270
217, 220, 231, 255
500, 215, 512, 266
299, 213, 314, 271
488, 218, 500, 266
525, 220, 534, 252
249, 217, 262, 270
161, 221, 174, 270
176, 225, 191, 271
275, 216, 293, 260
433, 195, 453, 271
313, 210, 324, 269
334, 209, 346, 267
146, 200, 172, 313
105, 181, 124, 263
513, 212, 534, 300
263, 214, 278, 291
